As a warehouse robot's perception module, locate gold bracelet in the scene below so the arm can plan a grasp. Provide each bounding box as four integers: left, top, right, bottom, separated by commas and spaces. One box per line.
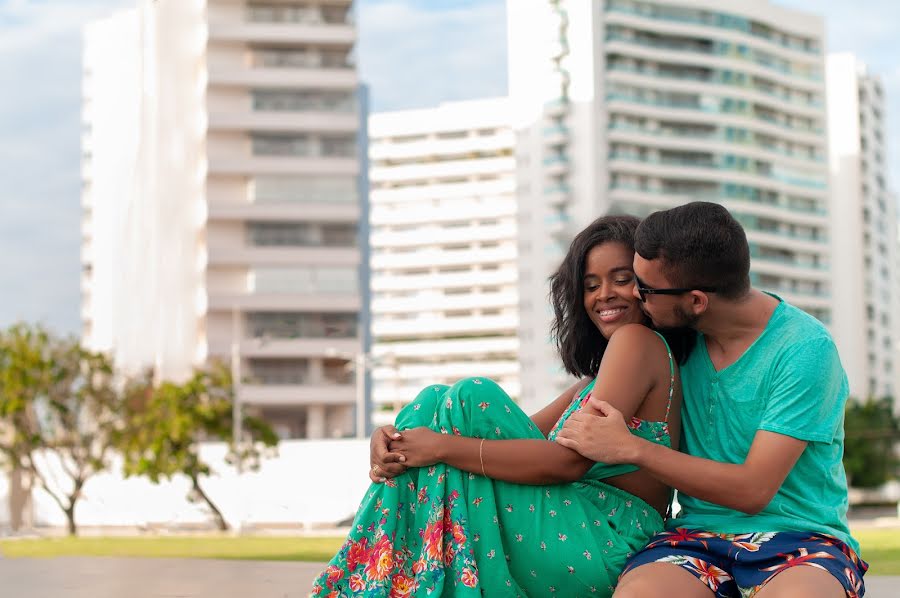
479, 438, 486, 477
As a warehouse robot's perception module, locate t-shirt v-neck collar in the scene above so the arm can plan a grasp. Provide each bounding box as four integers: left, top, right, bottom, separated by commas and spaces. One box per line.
699, 293, 785, 376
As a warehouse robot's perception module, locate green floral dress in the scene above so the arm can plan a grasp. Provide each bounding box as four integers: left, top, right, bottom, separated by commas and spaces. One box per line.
311, 339, 675, 597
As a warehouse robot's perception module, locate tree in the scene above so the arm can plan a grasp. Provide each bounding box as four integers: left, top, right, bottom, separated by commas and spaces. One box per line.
0, 323, 121, 535
843, 396, 900, 488
119, 362, 278, 531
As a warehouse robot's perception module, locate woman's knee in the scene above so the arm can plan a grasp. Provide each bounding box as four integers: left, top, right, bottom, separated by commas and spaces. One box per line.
449, 377, 505, 397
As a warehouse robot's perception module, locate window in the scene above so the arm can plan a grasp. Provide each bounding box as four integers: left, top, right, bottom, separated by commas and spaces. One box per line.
247, 222, 357, 247
247, 359, 310, 385
252, 134, 310, 156
247, 312, 358, 339
252, 90, 356, 113
253, 47, 319, 68
248, 3, 322, 24
320, 135, 356, 157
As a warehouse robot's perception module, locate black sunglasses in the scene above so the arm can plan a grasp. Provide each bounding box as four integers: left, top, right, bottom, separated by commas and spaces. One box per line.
634, 275, 717, 303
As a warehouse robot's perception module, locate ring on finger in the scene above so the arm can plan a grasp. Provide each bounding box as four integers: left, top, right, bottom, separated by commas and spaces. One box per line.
372, 464, 380, 475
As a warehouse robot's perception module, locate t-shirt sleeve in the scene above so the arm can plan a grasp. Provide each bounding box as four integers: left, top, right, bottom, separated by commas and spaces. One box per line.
758, 336, 848, 443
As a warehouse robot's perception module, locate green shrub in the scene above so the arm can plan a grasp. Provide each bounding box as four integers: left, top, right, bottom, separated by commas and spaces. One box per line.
843, 397, 900, 488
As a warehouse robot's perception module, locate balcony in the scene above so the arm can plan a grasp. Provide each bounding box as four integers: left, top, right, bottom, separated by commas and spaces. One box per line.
371, 268, 518, 293
542, 124, 570, 147
208, 337, 360, 360
545, 211, 570, 238
207, 245, 359, 267
208, 292, 360, 313
372, 314, 519, 339
603, 4, 820, 57
370, 337, 519, 360
239, 383, 355, 406
543, 154, 570, 176
544, 183, 571, 206
372, 291, 516, 315
370, 245, 516, 270
370, 222, 516, 248
207, 111, 358, 133
370, 156, 514, 185
544, 98, 570, 118
208, 155, 358, 176
207, 200, 359, 222
208, 21, 355, 46
208, 65, 357, 90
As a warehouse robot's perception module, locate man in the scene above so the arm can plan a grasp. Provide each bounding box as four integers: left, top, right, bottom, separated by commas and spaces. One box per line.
555, 202, 865, 597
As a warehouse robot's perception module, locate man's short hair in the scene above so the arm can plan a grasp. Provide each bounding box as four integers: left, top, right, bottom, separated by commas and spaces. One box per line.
634, 202, 751, 300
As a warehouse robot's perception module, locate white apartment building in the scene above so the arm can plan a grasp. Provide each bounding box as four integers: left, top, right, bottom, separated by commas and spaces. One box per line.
367, 99, 519, 426
827, 54, 899, 399
81, 0, 366, 439
508, 0, 831, 411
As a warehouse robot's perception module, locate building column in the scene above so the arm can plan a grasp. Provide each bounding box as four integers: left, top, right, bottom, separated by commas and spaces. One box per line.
306, 405, 326, 439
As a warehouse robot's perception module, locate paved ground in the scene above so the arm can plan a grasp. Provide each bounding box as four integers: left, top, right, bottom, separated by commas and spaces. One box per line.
0, 557, 897, 597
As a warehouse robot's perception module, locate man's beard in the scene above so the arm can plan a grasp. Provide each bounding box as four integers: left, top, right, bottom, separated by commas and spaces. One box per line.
669, 304, 700, 329
642, 304, 699, 330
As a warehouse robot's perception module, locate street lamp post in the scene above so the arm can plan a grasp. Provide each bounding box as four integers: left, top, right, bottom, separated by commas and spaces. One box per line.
230, 305, 243, 456
230, 305, 244, 535
355, 353, 367, 439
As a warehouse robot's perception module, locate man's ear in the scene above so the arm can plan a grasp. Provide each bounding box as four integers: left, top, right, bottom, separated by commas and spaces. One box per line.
689, 290, 710, 316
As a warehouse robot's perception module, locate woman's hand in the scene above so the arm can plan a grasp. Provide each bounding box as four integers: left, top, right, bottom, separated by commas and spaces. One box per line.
369, 425, 407, 483
390, 427, 445, 468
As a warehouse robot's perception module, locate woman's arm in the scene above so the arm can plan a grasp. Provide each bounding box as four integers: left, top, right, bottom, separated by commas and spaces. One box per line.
366, 376, 588, 483
393, 325, 663, 485
530, 377, 591, 437
392, 430, 592, 484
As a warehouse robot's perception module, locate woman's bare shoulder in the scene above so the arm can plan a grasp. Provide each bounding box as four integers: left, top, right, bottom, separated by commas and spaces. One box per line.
606, 324, 670, 367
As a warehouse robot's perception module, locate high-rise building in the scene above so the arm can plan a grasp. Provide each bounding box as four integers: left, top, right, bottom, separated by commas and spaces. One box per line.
367, 99, 519, 425
508, 0, 830, 411
81, 0, 366, 439
827, 53, 898, 399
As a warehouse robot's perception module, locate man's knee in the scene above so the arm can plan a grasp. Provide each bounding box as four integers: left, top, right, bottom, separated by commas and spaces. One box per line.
614, 563, 714, 598
613, 576, 665, 598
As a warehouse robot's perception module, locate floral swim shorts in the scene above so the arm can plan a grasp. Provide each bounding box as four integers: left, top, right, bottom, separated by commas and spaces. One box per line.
621, 528, 868, 597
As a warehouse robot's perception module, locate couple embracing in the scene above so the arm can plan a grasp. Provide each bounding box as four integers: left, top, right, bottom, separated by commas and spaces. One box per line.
312, 202, 866, 598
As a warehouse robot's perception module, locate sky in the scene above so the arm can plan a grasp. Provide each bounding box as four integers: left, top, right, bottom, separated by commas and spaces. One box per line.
0, 0, 897, 335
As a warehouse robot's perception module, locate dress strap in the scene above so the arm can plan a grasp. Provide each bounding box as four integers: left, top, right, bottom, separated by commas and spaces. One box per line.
651, 331, 676, 424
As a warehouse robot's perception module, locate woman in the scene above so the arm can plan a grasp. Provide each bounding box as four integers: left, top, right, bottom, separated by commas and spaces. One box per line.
310, 215, 693, 597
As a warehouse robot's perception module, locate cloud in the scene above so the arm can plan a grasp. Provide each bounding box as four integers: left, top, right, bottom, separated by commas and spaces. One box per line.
1, 0, 898, 336
0, 0, 133, 53
357, 0, 508, 112
0, 0, 133, 333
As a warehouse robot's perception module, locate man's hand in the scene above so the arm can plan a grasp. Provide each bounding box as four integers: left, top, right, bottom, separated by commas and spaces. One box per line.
389, 427, 444, 468
555, 401, 642, 464
369, 425, 407, 483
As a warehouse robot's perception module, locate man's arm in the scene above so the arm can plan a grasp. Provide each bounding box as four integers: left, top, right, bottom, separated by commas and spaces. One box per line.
556, 403, 805, 514
558, 336, 845, 514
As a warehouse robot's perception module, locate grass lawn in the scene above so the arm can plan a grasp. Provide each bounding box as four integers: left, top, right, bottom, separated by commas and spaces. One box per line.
854, 529, 900, 575
0, 535, 345, 563
1, 530, 898, 575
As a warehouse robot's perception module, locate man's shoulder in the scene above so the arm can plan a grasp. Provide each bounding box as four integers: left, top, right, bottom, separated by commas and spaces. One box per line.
769, 300, 834, 346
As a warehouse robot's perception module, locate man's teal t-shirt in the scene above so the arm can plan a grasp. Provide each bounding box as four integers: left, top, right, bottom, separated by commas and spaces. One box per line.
668, 295, 858, 554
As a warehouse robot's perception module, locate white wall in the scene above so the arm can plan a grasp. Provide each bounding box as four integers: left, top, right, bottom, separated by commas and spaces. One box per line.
4, 440, 370, 531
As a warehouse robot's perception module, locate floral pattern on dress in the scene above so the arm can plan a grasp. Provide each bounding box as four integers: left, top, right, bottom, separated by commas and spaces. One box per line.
310, 377, 668, 597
